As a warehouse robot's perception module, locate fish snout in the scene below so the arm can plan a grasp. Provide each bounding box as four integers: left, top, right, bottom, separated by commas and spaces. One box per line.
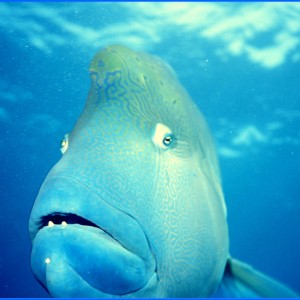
28, 176, 157, 297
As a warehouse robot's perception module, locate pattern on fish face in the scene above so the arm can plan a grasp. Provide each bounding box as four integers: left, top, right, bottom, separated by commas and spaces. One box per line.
29, 45, 228, 298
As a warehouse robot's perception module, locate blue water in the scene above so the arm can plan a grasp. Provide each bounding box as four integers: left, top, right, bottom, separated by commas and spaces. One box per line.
0, 2, 299, 297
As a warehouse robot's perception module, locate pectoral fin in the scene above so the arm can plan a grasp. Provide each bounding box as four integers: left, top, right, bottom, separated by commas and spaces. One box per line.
213, 258, 299, 298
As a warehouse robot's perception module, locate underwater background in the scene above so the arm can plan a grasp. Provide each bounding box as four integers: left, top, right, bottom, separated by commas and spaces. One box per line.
0, 2, 299, 297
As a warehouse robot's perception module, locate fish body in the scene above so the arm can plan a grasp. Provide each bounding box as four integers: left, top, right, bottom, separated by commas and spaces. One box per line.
29, 45, 298, 298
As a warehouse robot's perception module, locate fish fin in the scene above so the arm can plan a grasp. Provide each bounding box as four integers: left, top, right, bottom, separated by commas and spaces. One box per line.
212, 257, 299, 298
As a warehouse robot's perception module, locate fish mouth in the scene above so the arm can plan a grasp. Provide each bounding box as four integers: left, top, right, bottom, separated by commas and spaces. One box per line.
39, 213, 103, 231
29, 176, 157, 297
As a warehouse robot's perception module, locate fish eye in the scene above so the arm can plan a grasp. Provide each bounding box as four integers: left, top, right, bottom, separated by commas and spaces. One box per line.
60, 134, 69, 154
152, 123, 175, 149
163, 134, 174, 146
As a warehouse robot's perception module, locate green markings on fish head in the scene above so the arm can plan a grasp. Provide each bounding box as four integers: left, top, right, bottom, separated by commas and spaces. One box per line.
29, 45, 229, 297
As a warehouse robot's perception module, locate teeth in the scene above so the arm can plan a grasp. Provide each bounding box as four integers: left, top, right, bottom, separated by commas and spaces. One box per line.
47, 220, 68, 227
48, 221, 54, 227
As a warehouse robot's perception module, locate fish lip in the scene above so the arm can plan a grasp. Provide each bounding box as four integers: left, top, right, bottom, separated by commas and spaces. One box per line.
36, 212, 105, 236
32, 212, 132, 259
35, 212, 120, 244
29, 175, 156, 264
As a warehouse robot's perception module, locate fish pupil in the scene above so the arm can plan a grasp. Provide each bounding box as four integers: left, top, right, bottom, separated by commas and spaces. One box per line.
163, 135, 173, 146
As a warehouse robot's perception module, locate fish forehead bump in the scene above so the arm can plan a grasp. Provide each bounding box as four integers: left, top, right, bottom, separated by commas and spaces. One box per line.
85, 45, 205, 156
90, 44, 176, 79
88, 45, 183, 110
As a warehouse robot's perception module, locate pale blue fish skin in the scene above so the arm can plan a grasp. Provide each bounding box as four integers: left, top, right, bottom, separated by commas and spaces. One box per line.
29, 45, 230, 297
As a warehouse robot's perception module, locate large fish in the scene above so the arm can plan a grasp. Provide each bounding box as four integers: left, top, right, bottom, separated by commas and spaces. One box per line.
28, 45, 298, 298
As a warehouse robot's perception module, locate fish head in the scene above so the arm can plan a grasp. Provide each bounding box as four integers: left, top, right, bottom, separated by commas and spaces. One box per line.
29, 45, 229, 297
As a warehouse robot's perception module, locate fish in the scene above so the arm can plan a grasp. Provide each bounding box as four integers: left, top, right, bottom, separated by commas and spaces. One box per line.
28, 45, 298, 298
